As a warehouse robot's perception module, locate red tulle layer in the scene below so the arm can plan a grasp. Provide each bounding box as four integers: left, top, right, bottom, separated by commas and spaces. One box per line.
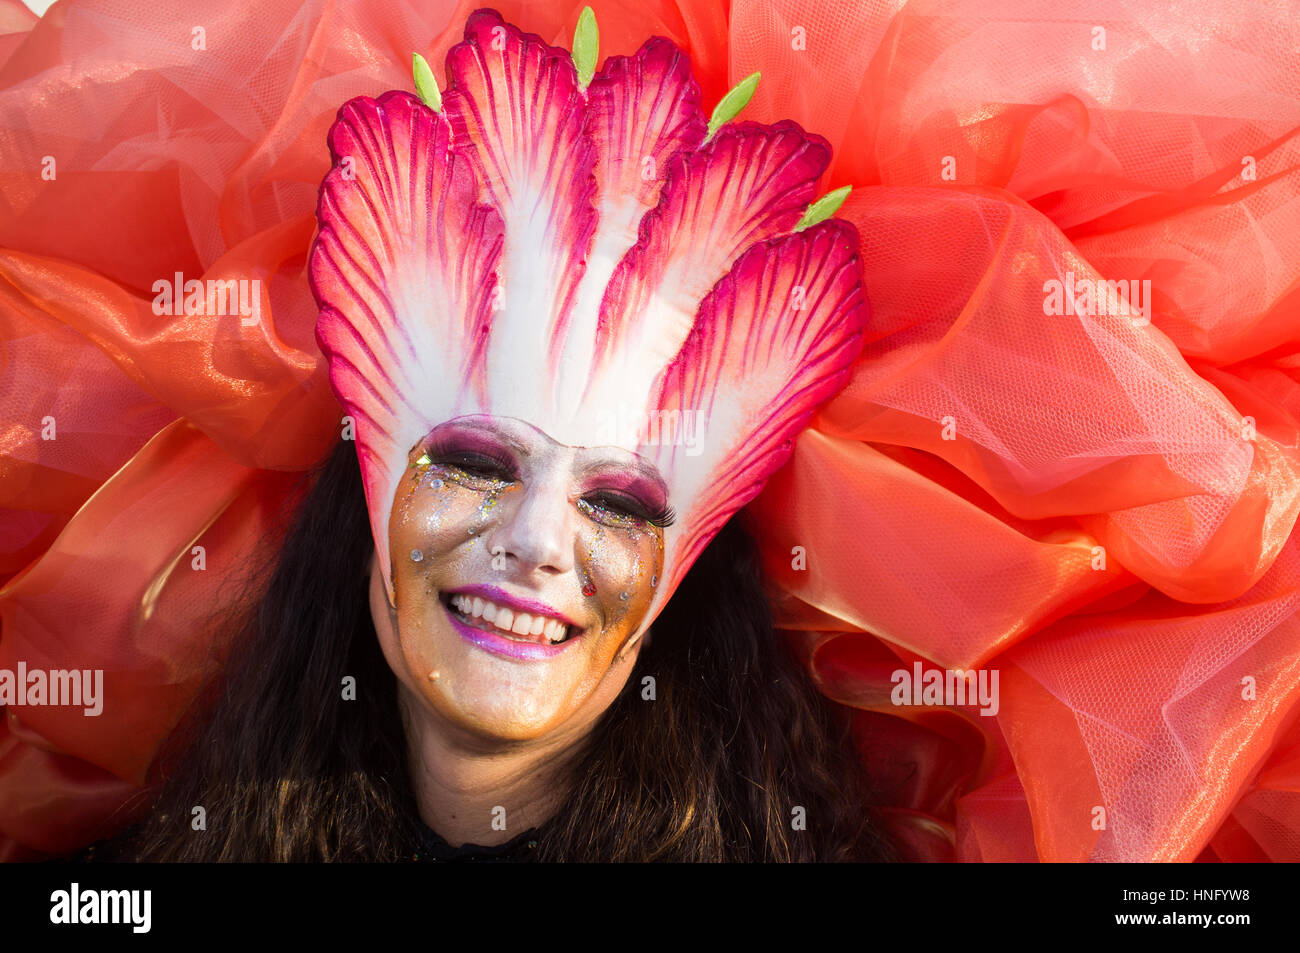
2, 0, 1298, 861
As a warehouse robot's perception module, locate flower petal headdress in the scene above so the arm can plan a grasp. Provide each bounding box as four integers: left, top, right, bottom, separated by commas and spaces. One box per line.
308, 6, 867, 626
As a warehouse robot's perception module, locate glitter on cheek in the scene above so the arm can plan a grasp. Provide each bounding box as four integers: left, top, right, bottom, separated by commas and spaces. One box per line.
584, 527, 608, 598
390, 466, 512, 587
464, 483, 513, 542
476, 488, 502, 522
580, 520, 664, 638
395, 465, 458, 533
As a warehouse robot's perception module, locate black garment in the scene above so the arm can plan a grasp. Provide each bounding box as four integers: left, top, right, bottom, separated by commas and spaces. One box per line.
63, 819, 544, 862
411, 824, 541, 862
65, 823, 140, 862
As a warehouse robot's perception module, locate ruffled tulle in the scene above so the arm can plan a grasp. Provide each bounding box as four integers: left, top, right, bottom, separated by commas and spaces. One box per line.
2, 0, 1298, 861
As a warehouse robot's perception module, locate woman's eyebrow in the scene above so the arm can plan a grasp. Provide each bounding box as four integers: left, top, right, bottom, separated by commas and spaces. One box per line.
499, 432, 531, 456
441, 421, 532, 457
575, 455, 668, 492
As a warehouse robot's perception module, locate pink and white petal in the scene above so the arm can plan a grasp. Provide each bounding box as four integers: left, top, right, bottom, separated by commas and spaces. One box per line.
587, 36, 708, 215
648, 219, 869, 613
443, 9, 597, 422
309, 90, 502, 600
555, 36, 709, 417
582, 120, 832, 421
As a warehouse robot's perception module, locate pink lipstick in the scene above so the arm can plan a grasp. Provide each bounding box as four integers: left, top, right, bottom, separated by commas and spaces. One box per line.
443, 584, 580, 627
440, 586, 585, 661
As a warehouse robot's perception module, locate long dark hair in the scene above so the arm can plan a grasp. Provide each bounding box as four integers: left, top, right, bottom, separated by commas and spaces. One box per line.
125, 436, 894, 861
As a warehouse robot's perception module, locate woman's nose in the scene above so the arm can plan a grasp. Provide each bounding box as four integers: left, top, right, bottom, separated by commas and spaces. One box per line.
486, 475, 575, 576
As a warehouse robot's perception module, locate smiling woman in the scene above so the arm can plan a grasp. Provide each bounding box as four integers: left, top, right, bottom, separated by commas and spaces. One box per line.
109, 5, 898, 862
121, 432, 893, 861
4, 0, 1298, 868
382, 417, 669, 743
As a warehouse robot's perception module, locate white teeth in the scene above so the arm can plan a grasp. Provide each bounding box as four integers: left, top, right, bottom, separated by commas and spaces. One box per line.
447, 594, 574, 643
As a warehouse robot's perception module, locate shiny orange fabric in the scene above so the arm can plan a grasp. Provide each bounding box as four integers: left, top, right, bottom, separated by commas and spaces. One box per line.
2, 0, 1298, 861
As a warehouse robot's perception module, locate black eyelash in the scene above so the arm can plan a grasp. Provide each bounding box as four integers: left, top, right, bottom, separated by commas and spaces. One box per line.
422, 438, 673, 527
586, 491, 676, 528
425, 437, 517, 480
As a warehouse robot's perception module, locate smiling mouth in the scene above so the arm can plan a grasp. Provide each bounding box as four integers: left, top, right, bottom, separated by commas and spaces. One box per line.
440, 592, 579, 645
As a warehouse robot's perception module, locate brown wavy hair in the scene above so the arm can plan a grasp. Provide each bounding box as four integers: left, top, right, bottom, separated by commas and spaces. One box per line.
123, 436, 894, 861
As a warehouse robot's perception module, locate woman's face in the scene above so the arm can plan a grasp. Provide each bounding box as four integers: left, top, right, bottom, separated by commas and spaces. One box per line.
370, 415, 669, 743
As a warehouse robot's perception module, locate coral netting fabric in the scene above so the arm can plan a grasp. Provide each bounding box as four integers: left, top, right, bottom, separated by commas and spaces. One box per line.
1, 0, 1298, 861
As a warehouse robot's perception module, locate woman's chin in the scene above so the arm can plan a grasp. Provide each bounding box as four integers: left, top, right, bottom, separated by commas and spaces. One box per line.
399, 623, 595, 743
416, 677, 577, 743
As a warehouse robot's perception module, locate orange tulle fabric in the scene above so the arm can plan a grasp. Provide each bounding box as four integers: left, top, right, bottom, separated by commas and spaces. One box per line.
2, 0, 1298, 861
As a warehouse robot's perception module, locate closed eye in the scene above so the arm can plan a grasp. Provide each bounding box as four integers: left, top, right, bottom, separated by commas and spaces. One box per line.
425, 438, 518, 481
582, 490, 675, 528
444, 452, 514, 478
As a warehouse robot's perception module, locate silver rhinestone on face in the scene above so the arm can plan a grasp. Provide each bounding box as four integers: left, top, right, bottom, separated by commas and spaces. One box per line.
650, 574, 658, 588
619, 592, 629, 601
410, 549, 424, 562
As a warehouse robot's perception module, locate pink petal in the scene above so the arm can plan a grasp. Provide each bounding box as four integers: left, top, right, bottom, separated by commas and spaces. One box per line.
582, 120, 832, 416
586, 35, 708, 217
443, 9, 596, 420
553, 36, 708, 416
652, 219, 870, 596
309, 90, 502, 598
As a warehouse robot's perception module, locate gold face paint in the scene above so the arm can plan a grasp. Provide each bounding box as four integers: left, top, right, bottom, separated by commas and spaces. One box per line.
373, 415, 668, 741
